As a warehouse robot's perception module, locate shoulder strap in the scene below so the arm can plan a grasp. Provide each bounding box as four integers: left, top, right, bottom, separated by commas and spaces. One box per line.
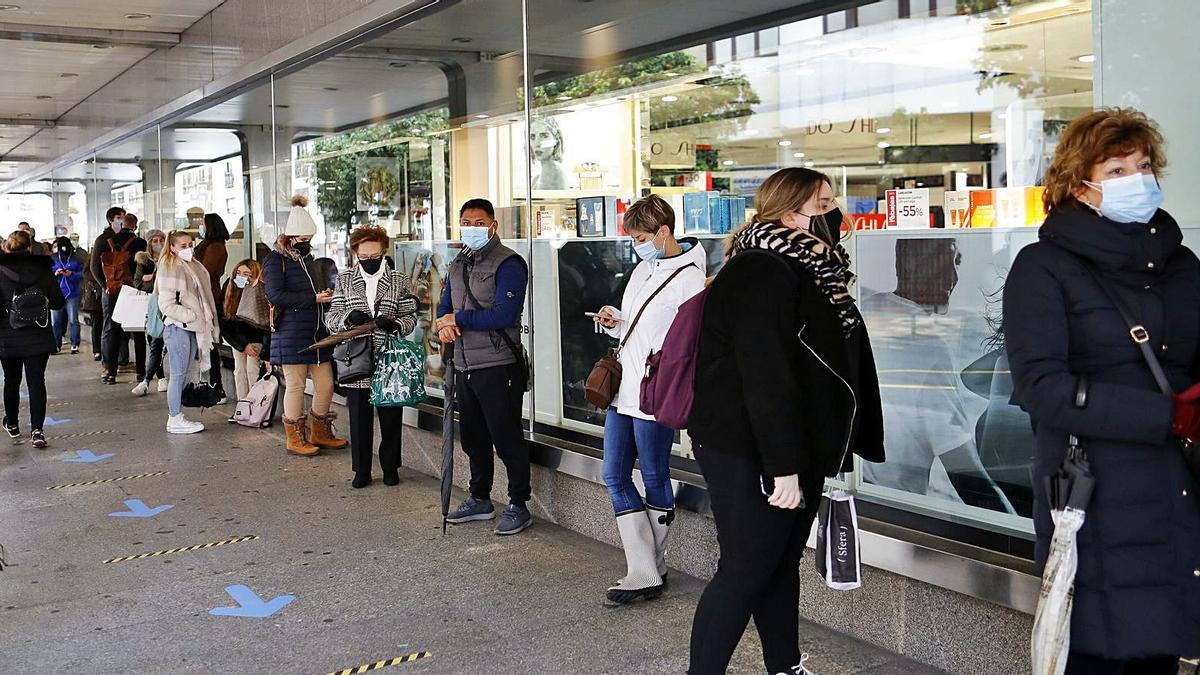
618, 264, 695, 350
459, 255, 526, 359
119, 236, 136, 253
1074, 256, 1173, 395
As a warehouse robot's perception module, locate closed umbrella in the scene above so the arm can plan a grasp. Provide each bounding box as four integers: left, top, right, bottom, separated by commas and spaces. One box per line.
440, 341, 456, 535
1031, 435, 1095, 675
300, 321, 378, 353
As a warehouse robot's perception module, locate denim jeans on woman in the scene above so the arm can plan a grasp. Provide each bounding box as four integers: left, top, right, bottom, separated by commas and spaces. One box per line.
602, 408, 675, 515
51, 296, 81, 349
163, 325, 197, 417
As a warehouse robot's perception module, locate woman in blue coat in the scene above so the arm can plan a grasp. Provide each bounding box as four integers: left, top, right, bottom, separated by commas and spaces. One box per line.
1005, 109, 1200, 673
49, 236, 84, 355
262, 195, 346, 456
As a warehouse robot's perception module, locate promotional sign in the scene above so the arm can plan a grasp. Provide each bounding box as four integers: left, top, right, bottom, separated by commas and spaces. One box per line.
945, 191, 972, 228
886, 188, 931, 229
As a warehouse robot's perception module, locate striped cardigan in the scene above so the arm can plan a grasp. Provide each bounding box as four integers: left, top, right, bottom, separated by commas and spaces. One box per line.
324, 264, 420, 389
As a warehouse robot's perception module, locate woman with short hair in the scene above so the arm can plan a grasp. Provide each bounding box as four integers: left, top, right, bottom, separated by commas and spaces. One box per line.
1005, 108, 1200, 673
324, 226, 419, 488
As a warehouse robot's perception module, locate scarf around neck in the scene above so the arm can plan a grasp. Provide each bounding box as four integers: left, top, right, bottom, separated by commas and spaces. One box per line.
731, 221, 862, 337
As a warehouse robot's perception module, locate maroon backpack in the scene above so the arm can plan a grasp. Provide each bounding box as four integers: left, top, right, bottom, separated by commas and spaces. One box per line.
639, 286, 710, 430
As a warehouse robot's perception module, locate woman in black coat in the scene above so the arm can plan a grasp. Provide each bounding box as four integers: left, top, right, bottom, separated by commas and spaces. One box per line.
687, 168, 884, 675
0, 230, 66, 448
1005, 109, 1200, 673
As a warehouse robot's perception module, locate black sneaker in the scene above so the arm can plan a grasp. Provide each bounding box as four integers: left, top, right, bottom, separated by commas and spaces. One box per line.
445, 497, 496, 524
70, 347, 79, 355
494, 504, 532, 536
101, 375, 115, 385
4, 421, 19, 439
31, 430, 46, 449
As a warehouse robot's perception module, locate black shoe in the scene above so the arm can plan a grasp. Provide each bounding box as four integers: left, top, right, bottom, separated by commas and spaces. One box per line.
4, 421, 19, 439
352, 474, 372, 489
30, 430, 46, 449
383, 469, 400, 486
101, 375, 115, 385
70, 347, 79, 355
93, 353, 101, 361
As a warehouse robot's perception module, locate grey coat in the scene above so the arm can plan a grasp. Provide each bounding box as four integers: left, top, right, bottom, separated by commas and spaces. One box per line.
324, 264, 419, 389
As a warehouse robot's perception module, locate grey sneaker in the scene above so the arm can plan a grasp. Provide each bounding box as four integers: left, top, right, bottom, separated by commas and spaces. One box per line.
494, 504, 532, 536
445, 497, 495, 524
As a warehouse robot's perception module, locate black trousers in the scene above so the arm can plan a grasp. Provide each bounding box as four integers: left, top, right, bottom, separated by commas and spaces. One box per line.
101, 292, 145, 379
144, 335, 165, 381
345, 389, 404, 477
207, 348, 224, 392
2, 353, 50, 430
457, 362, 530, 505
88, 310, 103, 355
1065, 652, 1178, 674
688, 443, 825, 675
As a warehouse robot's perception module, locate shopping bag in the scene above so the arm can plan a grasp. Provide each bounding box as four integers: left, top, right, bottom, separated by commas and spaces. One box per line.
814, 488, 863, 591
111, 286, 150, 330
369, 336, 428, 407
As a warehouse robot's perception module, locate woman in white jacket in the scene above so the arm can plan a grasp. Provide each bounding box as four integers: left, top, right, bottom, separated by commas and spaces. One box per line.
593, 194, 706, 605
156, 231, 220, 435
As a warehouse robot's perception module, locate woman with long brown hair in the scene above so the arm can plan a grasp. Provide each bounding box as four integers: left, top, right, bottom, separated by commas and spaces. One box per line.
219, 259, 271, 410
156, 230, 220, 434
687, 168, 884, 674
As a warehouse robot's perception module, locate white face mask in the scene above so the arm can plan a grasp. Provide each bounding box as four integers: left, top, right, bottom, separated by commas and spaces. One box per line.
176, 248, 194, 263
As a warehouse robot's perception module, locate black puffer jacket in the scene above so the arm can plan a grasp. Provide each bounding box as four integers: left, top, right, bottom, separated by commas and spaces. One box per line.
690, 249, 884, 479
1005, 207, 1200, 660
0, 253, 67, 358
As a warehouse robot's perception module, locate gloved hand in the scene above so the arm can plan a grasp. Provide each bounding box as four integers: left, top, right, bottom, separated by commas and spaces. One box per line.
376, 315, 401, 333
1173, 383, 1200, 441
346, 309, 371, 327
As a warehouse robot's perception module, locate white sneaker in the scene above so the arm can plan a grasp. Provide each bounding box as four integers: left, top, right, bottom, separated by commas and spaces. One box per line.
157, 378, 169, 393
166, 414, 204, 434
131, 381, 148, 397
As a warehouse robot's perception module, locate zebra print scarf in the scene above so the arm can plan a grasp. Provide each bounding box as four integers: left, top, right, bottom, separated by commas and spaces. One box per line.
731, 221, 862, 337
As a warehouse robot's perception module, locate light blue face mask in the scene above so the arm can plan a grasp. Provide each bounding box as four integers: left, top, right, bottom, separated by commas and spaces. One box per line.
233, 276, 249, 289
198, 226, 207, 240
1083, 173, 1163, 224
633, 232, 664, 263
461, 226, 492, 250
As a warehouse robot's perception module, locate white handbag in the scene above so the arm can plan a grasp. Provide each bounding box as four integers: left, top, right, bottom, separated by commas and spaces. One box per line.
111, 286, 151, 330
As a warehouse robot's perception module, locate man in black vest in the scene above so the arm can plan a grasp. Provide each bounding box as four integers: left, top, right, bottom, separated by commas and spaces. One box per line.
90, 206, 146, 384
437, 199, 532, 535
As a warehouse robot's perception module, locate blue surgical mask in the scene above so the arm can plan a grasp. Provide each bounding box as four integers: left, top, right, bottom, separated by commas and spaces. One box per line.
112, 220, 123, 232
198, 226, 207, 239
233, 276, 249, 289
633, 233, 664, 263
1083, 173, 1163, 224
461, 226, 492, 250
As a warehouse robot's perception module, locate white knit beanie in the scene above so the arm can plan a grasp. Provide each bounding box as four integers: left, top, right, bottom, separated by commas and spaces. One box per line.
283, 195, 318, 237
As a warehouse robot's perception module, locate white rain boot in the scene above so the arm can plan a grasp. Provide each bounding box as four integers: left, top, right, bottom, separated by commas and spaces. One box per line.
605, 511, 663, 606
647, 505, 674, 582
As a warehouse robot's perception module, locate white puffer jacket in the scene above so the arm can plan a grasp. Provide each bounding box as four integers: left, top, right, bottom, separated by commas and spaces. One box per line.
600, 238, 707, 421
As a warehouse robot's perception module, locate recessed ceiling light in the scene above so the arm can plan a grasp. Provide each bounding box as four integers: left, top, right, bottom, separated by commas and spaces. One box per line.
388, 62, 408, 69
451, 37, 472, 44
876, 127, 891, 134
778, 140, 792, 147
792, 152, 805, 159
0, 4, 21, 10
474, 114, 489, 119
660, 95, 678, 103
1076, 54, 1095, 63
978, 132, 993, 139
803, 160, 815, 168
125, 12, 151, 20
323, 87, 338, 91
60, 72, 78, 78
722, 160, 734, 166
917, 182, 925, 187
35, 95, 52, 100
877, 141, 891, 149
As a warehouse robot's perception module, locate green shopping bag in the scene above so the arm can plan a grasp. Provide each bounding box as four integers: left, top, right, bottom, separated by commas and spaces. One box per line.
369, 336, 428, 407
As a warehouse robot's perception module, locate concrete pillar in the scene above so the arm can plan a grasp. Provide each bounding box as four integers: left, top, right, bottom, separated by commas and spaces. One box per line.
91, 180, 115, 240
1096, 0, 1200, 228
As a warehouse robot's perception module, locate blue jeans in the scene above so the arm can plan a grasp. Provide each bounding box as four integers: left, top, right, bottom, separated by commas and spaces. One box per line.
52, 296, 81, 349
602, 408, 676, 515
164, 325, 197, 417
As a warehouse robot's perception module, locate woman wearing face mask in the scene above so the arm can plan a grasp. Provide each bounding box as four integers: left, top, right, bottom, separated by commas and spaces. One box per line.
262, 195, 346, 456
154, 231, 220, 434
324, 226, 419, 488
1005, 108, 1200, 673
131, 229, 167, 396
592, 194, 706, 605
49, 236, 84, 355
219, 259, 272, 415
686, 168, 884, 675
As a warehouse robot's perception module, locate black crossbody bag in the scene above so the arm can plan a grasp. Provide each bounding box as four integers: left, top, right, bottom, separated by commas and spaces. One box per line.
1075, 258, 1200, 482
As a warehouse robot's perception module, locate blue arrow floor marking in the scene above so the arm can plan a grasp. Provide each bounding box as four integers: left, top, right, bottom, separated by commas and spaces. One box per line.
108, 499, 174, 518
64, 449, 114, 463
209, 585, 295, 618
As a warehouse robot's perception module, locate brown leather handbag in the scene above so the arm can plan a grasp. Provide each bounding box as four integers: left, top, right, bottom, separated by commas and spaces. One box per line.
585, 265, 692, 410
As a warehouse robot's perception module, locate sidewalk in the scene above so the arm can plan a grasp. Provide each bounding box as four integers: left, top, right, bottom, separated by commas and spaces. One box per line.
0, 348, 942, 673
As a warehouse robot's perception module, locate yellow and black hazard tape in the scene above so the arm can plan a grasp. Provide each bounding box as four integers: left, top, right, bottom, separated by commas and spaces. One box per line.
103, 535, 259, 564
47, 471, 169, 491
50, 430, 114, 440
327, 651, 432, 675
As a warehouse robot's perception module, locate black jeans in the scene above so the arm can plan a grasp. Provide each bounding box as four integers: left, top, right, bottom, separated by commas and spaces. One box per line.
208, 347, 224, 392
688, 443, 825, 675
144, 335, 165, 382
88, 310, 103, 355
345, 389, 404, 477
102, 291, 145, 379
1065, 652, 1178, 674
457, 362, 530, 505
2, 353, 50, 430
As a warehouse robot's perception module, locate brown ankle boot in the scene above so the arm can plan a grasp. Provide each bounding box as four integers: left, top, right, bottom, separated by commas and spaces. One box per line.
309, 411, 348, 449
284, 417, 320, 456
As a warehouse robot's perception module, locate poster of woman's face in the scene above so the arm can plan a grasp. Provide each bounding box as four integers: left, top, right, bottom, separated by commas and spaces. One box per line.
519, 105, 630, 194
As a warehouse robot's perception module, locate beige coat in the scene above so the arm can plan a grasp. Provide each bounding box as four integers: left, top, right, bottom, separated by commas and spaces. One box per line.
156, 257, 220, 357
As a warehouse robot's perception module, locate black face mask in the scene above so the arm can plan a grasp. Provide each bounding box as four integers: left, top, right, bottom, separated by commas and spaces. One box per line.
292, 240, 312, 257
358, 257, 383, 275
814, 207, 844, 243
